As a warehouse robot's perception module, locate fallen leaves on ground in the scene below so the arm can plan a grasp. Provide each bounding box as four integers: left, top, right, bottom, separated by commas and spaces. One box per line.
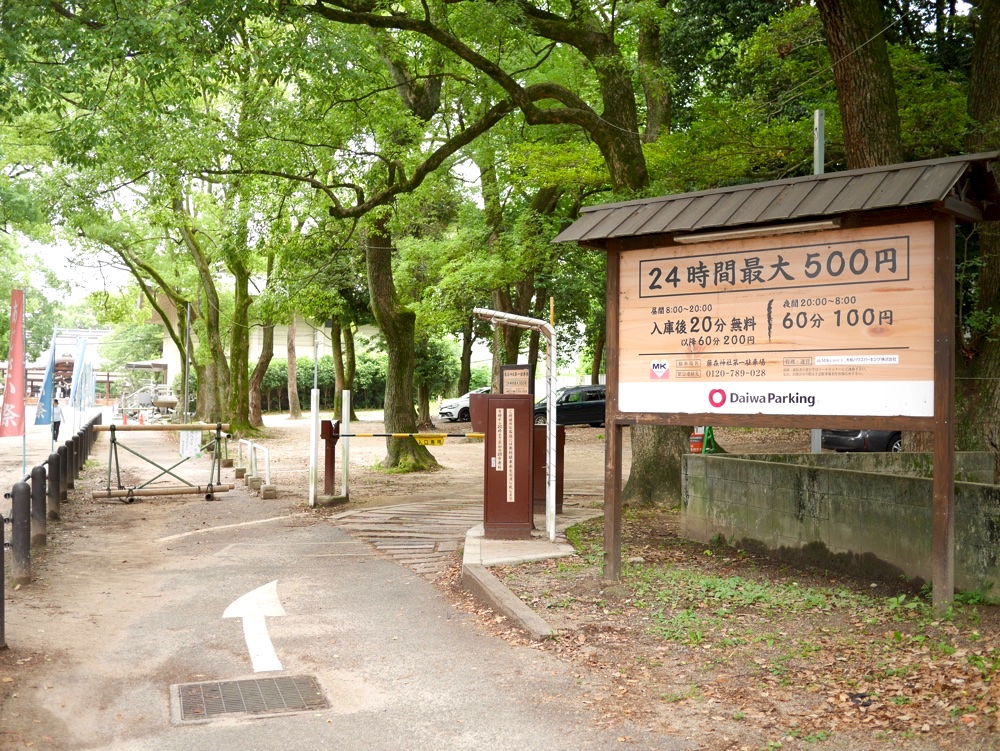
442, 507, 1000, 751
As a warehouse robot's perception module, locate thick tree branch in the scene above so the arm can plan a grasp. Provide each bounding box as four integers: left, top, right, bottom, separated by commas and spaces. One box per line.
48, 1, 104, 29
303, 1, 606, 134
201, 97, 515, 218
90, 237, 192, 361
499, 0, 612, 55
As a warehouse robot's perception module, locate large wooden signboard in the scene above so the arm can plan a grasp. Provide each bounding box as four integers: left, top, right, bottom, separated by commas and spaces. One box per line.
617, 221, 934, 418
561, 156, 999, 611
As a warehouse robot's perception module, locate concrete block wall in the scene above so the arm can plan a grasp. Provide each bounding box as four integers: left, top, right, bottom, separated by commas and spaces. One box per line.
681, 453, 1000, 593
731, 451, 995, 484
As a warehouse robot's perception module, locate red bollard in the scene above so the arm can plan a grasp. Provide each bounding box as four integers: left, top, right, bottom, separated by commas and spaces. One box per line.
320, 420, 340, 496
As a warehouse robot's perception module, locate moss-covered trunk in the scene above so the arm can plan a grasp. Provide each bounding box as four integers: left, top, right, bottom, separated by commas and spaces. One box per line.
366, 214, 437, 471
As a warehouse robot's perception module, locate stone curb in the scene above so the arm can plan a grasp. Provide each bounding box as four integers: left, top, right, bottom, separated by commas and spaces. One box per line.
459, 509, 602, 641
461, 563, 557, 641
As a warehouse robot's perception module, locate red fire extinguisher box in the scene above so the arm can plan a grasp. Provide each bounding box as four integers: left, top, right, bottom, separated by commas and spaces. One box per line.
483, 394, 534, 539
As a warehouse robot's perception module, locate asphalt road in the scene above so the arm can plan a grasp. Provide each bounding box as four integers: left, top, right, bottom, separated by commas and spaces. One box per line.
2, 426, 692, 751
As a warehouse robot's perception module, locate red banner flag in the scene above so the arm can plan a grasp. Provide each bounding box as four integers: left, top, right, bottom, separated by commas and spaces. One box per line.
1, 289, 26, 437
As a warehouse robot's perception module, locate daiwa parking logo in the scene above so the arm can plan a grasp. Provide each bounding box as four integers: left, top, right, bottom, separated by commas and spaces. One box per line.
708, 388, 816, 409
649, 360, 670, 379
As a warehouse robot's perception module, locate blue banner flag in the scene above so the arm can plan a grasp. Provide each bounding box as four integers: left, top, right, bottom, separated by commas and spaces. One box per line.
69, 337, 87, 411
83, 362, 95, 408
34, 336, 57, 425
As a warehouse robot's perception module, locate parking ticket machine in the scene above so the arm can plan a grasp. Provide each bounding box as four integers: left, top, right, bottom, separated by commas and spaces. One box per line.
483, 394, 534, 539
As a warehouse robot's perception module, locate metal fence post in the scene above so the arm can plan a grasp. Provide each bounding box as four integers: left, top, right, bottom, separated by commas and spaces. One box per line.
10, 482, 30, 585
31, 466, 46, 548
72, 434, 82, 477
1, 493, 5, 648
66, 440, 75, 490
58, 444, 69, 499
47, 452, 61, 520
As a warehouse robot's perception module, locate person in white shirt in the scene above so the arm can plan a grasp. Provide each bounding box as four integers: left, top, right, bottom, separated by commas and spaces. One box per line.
52, 399, 64, 441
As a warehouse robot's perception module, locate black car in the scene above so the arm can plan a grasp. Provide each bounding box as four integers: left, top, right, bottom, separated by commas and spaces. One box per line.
821, 429, 902, 453
533, 385, 606, 427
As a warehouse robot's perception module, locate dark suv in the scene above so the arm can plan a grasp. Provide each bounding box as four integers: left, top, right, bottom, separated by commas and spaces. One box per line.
533, 385, 606, 427
821, 429, 902, 452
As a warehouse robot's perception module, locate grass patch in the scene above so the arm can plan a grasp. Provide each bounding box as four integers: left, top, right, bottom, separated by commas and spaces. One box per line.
661, 685, 701, 703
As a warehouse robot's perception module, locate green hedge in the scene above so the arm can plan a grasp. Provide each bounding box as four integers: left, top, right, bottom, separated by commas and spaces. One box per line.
261, 352, 387, 411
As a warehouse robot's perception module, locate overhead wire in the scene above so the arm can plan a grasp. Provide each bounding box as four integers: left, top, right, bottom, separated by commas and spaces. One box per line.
589, 5, 919, 139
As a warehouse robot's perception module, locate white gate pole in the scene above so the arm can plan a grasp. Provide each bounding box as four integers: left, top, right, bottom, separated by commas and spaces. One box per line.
341, 390, 351, 499
308, 388, 320, 507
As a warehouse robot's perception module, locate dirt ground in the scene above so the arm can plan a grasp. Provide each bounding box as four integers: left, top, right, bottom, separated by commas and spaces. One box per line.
2, 416, 999, 751
447, 427, 1000, 751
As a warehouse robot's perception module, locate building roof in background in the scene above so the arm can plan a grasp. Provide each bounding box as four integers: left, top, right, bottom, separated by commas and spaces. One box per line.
553, 152, 1000, 248
125, 360, 169, 371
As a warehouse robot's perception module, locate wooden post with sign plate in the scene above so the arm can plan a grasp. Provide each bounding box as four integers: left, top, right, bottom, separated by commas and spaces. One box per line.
483, 394, 534, 539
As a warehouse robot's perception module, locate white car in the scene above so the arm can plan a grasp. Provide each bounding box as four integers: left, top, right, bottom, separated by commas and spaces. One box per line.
438, 387, 490, 422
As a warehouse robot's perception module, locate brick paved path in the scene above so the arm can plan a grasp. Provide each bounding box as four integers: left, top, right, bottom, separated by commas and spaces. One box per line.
332, 500, 482, 578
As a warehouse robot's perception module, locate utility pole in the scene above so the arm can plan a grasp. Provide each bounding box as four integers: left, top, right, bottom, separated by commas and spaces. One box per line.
811, 109, 825, 455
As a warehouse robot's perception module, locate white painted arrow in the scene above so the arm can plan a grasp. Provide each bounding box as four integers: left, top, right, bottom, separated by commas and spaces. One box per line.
223, 580, 286, 673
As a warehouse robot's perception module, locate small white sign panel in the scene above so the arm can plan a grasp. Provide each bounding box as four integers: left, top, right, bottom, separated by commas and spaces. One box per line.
179, 430, 202, 458
506, 408, 515, 503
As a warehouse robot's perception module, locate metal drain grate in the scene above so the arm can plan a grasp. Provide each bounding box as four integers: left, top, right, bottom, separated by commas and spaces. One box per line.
174, 675, 328, 722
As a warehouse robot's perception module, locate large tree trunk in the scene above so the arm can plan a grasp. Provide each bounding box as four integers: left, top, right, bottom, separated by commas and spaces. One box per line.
193, 318, 228, 423
227, 264, 253, 431
331, 318, 346, 416
416, 382, 433, 430
248, 252, 275, 429
287, 318, 302, 419
624, 425, 691, 506
592, 69, 649, 191
638, 0, 670, 143
814, 0, 910, 454
527, 329, 540, 389
343, 321, 359, 421
477, 150, 540, 389
527, 289, 548, 388
458, 318, 474, 395
816, 0, 903, 169
196, 361, 226, 423
366, 215, 437, 470
957, 0, 1000, 475
249, 323, 274, 429
330, 318, 360, 421
176, 207, 229, 424
490, 328, 505, 392
414, 334, 435, 430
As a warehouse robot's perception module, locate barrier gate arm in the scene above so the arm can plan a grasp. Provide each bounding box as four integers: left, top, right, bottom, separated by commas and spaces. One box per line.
101, 423, 228, 496
473, 308, 557, 542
